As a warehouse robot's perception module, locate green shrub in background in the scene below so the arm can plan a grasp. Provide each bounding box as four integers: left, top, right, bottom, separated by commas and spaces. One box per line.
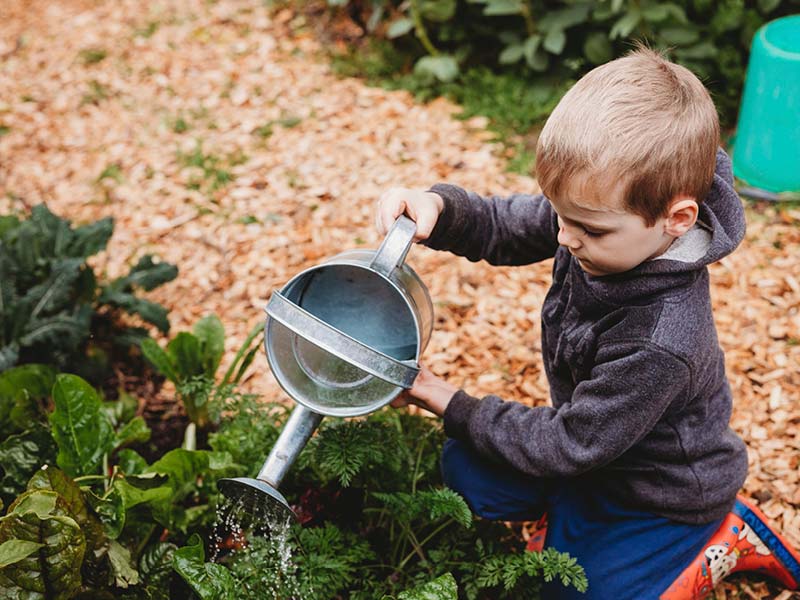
322, 0, 800, 130
0, 205, 177, 381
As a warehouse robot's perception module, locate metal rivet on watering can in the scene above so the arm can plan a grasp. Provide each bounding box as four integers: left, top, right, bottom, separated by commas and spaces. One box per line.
217, 216, 433, 520
733, 14, 800, 194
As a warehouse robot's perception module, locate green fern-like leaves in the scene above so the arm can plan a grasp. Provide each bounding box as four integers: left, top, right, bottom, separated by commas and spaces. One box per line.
304, 419, 402, 487
374, 488, 473, 530
476, 548, 588, 594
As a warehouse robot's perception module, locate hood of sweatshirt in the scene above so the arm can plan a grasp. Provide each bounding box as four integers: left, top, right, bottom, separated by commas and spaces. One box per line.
576, 148, 745, 305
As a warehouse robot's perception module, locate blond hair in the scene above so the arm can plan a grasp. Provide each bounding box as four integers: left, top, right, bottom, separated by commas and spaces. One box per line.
536, 46, 720, 225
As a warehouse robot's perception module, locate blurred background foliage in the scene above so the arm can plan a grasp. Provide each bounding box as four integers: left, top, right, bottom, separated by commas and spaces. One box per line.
296, 0, 800, 173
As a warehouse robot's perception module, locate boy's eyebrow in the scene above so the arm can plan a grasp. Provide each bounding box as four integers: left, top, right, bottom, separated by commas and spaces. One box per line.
560, 215, 615, 232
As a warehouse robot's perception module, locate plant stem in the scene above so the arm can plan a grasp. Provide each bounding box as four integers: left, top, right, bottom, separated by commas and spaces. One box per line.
410, 0, 438, 56
397, 517, 455, 571
134, 524, 158, 560
410, 432, 431, 495
183, 422, 197, 450
74, 475, 107, 483
520, 1, 536, 36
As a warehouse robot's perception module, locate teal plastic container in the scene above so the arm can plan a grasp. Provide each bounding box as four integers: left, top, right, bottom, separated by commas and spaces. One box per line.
733, 14, 800, 193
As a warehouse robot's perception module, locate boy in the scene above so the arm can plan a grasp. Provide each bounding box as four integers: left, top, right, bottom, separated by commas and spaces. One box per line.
375, 47, 800, 599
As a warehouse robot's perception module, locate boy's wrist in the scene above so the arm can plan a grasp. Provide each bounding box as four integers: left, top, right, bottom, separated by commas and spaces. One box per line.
425, 191, 444, 215
408, 367, 459, 417
416, 380, 459, 417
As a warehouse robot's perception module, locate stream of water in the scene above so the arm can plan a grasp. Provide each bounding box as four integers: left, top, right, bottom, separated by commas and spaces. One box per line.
212, 494, 305, 598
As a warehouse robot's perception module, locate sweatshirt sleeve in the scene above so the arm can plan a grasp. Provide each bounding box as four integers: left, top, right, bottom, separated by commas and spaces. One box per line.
442, 342, 692, 477
422, 183, 560, 266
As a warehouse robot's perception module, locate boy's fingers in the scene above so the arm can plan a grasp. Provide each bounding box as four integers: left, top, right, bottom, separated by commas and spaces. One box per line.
376, 193, 406, 235
375, 189, 438, 242
412, 210, 436, 241
390, 391, 411, 408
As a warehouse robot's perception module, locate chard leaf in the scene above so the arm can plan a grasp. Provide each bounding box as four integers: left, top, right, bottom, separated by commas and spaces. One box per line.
193, 314, 224, 376
85, 488, 126, 540
111, 474, 175, 530
103, 390, 138, 427
0, 425, 57, 506
26, 467, 109, 576
140, 338, 179, 382
49, 374, 115, 477
147, 449, 234, 498
0, 490, 86, 600
113, 476, 172, 512
7, 489, 58, 517
139, 449, 234, 530
167, 333, 204, 379
107, 539, 139, 588
0, 364, 55, 438
0, 539, 43, 568
172, 533, 236, 600
26, 467, 88, 525
413, 55, 460, 83
116, 449, 148, 476
113, 416, 151, 450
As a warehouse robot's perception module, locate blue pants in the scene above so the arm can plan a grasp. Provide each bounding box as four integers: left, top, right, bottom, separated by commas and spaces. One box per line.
441, 439, 723, 599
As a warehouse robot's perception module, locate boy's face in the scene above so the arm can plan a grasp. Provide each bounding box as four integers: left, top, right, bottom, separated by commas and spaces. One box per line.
548, 176, 675, 277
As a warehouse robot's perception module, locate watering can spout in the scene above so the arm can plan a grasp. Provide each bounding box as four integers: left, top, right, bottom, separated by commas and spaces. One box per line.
217, 405, 324, 521
217, 477, 295, 522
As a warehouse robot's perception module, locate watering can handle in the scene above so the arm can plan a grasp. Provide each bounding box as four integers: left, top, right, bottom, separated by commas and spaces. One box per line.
266, 291, 420, 389
370, 215, 417, 277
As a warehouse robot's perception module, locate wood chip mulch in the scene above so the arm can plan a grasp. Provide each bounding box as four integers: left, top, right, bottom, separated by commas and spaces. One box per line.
1, 1, 798, 596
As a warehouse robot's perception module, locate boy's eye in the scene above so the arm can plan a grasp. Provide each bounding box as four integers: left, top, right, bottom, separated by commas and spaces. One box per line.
583, 228, 606, 237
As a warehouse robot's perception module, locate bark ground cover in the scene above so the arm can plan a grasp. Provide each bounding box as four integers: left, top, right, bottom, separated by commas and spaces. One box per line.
1, 1, 798, 596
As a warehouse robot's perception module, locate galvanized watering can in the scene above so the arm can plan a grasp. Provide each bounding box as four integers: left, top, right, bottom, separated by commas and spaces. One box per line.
218, 216, 433, 518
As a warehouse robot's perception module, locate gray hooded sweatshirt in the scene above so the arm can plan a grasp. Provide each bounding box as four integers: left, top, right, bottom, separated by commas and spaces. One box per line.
424, 148, 748, 525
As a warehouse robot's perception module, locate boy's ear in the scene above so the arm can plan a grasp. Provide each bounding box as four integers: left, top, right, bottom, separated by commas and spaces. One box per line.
664, 196, 699, 236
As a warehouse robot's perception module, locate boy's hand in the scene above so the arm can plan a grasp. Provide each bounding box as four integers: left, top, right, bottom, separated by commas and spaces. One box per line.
376, 188, 444, 242
390, 365, 459, 417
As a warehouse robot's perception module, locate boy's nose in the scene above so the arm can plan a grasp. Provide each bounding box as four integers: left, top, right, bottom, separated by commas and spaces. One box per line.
557, 226, 582, 249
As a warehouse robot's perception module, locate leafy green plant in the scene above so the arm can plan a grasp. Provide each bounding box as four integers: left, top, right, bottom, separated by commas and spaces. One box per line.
201, 406, 588, 599
141, 315, 262, 428
321, 0, 800, 127
0, 204, 177, 378
1, 314, 586, 599
0, 368, 237, 598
